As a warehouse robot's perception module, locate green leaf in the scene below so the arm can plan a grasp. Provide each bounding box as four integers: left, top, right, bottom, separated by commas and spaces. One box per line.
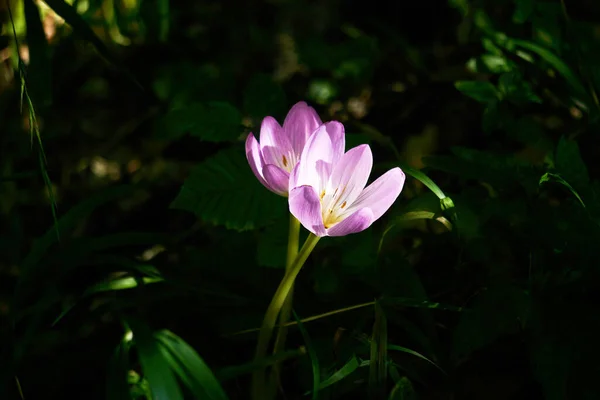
155, 330, 229, 400
306, 354, 361, 395
454, 81, 498, 103
170, 146, 286, 231
106, 336, 132, 400
160, 102, 242, 142
24, 0, 51, 107
243, 74, 286, 119
128, 319, 184, 400
388, 377, 417, 400
383, 297, 462, 312
498, 71, 542, 104
293, 310, 320, 400
387, 344, 443, 374
507, 38, 588, 100
539, 173, 586, 209
555, 136, 589, 190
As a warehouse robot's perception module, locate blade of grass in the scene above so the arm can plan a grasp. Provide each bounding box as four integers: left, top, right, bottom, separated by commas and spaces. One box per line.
127, 319, 183, 400
292, 310, 320, 400
155, 330, 229, 400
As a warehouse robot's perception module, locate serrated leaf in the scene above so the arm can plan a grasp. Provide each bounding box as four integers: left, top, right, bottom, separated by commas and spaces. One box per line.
243, 74, 286, 119
555, 136, 589, 190
455, 81, 498, 103
170, 147, 286, 230
128, 319, 184, 400
155, 330, 229, 400
160, 102, 242, 142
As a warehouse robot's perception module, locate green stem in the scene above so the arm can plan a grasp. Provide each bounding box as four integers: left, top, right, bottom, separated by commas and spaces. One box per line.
267, 215, 300, 398
252, 232, 321, 400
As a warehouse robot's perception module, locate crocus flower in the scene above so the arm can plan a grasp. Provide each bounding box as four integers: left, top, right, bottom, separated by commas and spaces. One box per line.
288, 126, 405, 237
246, 102, 341, 196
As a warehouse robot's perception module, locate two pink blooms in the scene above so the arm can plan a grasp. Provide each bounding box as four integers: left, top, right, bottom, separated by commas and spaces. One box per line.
245, 102, 405, 237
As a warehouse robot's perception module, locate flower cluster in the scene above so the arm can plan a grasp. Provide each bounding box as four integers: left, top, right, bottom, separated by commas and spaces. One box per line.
246, 102, 405, 237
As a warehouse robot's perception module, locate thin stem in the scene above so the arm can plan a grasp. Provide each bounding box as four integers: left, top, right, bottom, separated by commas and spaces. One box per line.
252, 233, 321, 400
267, 215, 301, 398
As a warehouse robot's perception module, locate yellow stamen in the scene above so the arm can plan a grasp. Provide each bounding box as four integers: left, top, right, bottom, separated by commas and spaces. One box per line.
341, 201, 347, 208
282, 155, 288, 167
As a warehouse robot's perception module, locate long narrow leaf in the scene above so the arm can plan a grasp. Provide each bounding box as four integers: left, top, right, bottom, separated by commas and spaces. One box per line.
128, 319, 183, 400
154, 330, 229, 400
293, 310, 320, 400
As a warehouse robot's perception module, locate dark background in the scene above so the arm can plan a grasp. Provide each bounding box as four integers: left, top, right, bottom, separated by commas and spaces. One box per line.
1, 0, 600, 399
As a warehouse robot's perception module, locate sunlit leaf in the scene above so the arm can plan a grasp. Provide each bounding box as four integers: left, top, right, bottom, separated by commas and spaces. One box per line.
155, 330, 229, 400
128, 319, 183, 400
170, 147, 285, 230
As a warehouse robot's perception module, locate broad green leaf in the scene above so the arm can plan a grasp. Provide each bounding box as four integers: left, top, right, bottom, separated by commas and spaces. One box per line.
128, 319, 183, 400
24, 0, 51, 107
106, 336, 132, 400
498, 71, 542, 104
160, 102, 242, 142
243, 74, 286, 119
170, 147, 286, 230
555, 136, 589, 190
155, 330, 229, 400
388, 377, 417, 400
454, 81, 498, 103
293, 310, 320, 400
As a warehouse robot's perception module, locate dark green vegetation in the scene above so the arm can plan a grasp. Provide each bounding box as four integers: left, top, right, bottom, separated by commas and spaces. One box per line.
1, 0, 600, 398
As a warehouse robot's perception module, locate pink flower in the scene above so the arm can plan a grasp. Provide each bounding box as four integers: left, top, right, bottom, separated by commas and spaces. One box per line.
288, 125, 405, 237
246, 102, 341, 197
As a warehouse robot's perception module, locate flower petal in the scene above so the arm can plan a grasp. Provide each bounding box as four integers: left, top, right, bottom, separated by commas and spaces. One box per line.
283, 102, 323, 155
347, 167, 405, 221
323, 121, 345, 165
259, 116, 293, 170
326, 208, 374, 237
245, 133, 268, 188
262, 164, 290, 196
289, 185, 327, 237
292, 125, 334, 193
323, 144, 372, 213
